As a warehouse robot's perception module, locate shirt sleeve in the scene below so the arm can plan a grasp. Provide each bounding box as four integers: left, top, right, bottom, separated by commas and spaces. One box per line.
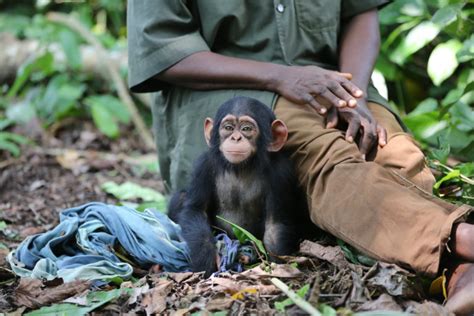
127, 0, 210, 92
341, 0, 391, 19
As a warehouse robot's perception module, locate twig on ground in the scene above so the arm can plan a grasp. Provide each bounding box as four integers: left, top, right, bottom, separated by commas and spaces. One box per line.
46, 12, 155, 150
271, 277, 321, 316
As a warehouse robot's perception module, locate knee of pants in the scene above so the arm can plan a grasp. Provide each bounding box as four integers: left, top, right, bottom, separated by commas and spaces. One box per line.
373, 132, 435, 192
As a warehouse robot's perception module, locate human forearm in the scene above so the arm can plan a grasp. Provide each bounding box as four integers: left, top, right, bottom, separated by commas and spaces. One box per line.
156, 51, 363, 113
156, 51, 281, 91
339, 9, 380, 95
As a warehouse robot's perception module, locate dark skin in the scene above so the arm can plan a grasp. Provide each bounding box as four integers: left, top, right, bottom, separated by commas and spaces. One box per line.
157, 9, 474, 314
168, 97, 310, 277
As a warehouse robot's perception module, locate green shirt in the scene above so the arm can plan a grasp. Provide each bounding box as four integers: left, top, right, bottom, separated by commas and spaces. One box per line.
128, 0, 390, 190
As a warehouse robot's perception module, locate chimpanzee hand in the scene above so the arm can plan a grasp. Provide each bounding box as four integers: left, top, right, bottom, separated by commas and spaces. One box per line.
325, 99, 387, 159
274, 65, 363, 114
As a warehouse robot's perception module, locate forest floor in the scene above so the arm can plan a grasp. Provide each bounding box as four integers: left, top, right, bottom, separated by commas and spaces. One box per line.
0, 119, 451, 315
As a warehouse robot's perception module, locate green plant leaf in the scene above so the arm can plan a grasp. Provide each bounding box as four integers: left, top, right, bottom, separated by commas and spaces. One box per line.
137, 201, 168, 213
458, 162, 474, 177
101, 181, 167, 205
434, 169, 461, 190
91, 102, 119, 138
59, 29, 82, 70
85, 95, 130, 124
403, 112, 448, 140
431, 3, 464, 27
319, 303, 337, 316
0, 132, 29, 157
428, 135, 451, 163
0, 221, 6, 231
7, 52, 55, 97
428, 39, 463, 86
457, 35, 474, 62
216, 215, 267, 257
0, 119, 12, 131
274, 284, 310, 312
390, 21, 440, 65
0, 141, 20, 157
6, 101, 36, 125
25, 288, 130, 316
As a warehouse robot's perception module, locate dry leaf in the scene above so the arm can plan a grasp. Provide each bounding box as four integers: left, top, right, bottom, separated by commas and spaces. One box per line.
357, 294, 403, 311
14, 278, 90, 309
299, 240, 350, 270
240, 264, 303, 279
141, 279, 173, 315
206, 297, 234, 311
367, 263, 423, 299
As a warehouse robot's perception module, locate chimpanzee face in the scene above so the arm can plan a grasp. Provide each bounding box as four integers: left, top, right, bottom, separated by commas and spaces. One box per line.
218, 114, 259, 164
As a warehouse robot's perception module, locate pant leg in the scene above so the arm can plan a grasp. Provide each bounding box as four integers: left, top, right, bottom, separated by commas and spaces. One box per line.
274, 97, 472, 276
367, 102, 436, 193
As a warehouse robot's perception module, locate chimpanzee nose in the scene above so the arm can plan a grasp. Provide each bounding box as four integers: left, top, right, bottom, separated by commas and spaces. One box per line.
231, 133, 242, 141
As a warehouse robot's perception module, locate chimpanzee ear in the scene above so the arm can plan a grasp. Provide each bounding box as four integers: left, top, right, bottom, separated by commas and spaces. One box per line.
268, 119, 288, 152
204, 118, 214, 147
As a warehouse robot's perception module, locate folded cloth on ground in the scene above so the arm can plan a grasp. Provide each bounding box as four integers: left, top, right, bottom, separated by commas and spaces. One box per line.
7, 202, 191, 282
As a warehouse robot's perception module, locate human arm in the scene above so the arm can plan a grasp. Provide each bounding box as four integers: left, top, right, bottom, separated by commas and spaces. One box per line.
157, 51, 363, 114
326, 8, 387, 158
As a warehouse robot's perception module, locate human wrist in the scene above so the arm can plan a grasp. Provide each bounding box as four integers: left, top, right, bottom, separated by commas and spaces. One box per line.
262, 63, 288, 94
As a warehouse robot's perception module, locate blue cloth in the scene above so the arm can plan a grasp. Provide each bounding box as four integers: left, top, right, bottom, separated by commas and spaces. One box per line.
8, 202, 191, 282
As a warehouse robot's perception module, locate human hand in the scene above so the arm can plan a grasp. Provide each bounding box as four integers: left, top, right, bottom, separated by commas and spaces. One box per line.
325, 99, 387, 159
273, 65, 363, 114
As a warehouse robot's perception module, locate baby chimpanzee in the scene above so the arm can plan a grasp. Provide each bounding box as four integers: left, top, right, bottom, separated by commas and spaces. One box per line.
169, 96, 310, 276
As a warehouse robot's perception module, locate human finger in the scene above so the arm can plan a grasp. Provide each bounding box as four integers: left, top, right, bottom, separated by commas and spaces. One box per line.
377, 125, 387, 147
358, 123, 377, 159
341, 81, 364, 100
329, 83, 358, 108
336, 72, 353, 80
303, 93, 327, 115
345, 118, 360, 144
313, 86, 347, 108
326, 106, 338, 129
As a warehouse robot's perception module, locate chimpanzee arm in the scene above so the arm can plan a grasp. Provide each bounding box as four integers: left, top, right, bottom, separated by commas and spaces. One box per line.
263, 155, 307, 256
174, 153, 218, 276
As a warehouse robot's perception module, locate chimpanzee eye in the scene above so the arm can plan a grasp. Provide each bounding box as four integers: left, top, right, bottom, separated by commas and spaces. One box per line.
223, 124, 234, 131
241, 124, 254, 132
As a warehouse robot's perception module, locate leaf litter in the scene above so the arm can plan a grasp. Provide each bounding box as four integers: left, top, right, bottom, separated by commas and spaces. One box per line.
0, 121, 452, 315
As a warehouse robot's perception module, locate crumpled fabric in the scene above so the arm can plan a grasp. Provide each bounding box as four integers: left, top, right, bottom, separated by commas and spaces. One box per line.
8, 202, 191, 282
215, 234, 258, 273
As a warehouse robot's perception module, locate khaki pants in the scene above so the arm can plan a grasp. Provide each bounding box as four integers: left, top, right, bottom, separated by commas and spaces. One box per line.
274, 98, 472, 276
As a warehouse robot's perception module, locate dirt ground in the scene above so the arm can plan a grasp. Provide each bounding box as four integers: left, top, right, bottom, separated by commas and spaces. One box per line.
0, 120, 450, 315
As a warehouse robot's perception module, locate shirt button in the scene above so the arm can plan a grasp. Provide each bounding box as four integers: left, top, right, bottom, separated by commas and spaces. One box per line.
276, 4, 284, 13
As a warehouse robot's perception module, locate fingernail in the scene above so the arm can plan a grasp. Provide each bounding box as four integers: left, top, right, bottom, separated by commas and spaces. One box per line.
380, 140, 386, 146
339, 100, 347, 107
356, 90, 363, 97
319, 108, 327, 114
347, 136, 353, 143
361, 154, 366, 160
349, 99, 357, 107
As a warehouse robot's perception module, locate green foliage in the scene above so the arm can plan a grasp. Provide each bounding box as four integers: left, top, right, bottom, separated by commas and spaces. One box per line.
275, 283, 310, 312
378, 0, 473, 205
25, 288, 131, 316
0, 1, 134, 152
378, 0, 473, 160
85, 95, 130, 139
216, 215, 268, 260
101, 181, 168, 212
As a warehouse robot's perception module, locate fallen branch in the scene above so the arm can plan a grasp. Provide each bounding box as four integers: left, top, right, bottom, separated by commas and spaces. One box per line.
47, 12, 155, 150
271, 278, 321, 316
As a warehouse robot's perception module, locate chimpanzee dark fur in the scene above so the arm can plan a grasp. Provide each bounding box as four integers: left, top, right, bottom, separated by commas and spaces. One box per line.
168, 96, 311, 276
